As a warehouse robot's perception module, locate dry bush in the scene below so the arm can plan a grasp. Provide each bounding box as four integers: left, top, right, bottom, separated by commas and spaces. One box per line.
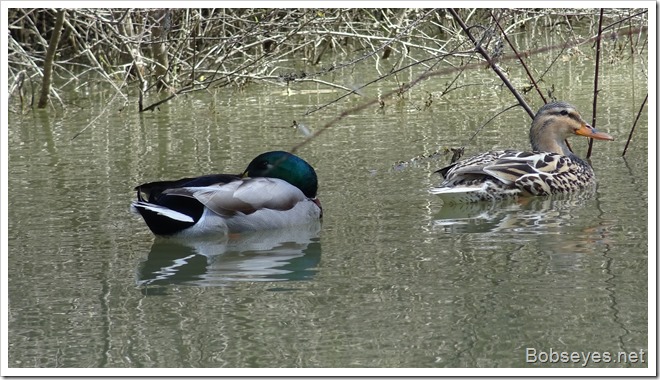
7, 8, 647, 116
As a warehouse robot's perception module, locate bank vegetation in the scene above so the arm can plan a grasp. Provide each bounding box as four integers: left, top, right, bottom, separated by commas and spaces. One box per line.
7, 8, 648, 151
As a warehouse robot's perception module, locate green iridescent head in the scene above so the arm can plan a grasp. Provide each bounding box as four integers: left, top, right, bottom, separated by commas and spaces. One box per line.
242, 151, 318, 198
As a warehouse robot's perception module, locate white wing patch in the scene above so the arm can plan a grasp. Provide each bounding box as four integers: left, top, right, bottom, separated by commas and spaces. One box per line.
131, 201, 195, 222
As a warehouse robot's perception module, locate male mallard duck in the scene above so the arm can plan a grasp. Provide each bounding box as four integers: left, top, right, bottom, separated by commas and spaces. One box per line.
430, 102, 614, 203
131, 151, 322, 237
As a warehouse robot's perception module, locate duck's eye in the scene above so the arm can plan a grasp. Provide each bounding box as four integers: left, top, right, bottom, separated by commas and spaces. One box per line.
259, 160, 269, 169
560, 110, 569, 116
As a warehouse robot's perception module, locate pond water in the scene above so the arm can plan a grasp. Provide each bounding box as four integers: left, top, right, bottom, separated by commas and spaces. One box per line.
6, 25, 650, 372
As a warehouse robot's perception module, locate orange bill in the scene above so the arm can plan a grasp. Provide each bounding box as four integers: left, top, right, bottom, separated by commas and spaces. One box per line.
575, 123, 614, 141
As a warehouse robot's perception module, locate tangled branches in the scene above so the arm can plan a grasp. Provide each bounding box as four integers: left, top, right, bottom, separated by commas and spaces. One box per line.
8, 7, 647, 122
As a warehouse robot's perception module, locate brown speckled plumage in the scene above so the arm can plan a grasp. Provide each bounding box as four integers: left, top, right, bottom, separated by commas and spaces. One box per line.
430, 102, 614, 203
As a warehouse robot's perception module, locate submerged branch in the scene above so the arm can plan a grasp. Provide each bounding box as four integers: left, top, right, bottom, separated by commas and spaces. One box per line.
621, 94, 647, 157
587, 9, 605, 160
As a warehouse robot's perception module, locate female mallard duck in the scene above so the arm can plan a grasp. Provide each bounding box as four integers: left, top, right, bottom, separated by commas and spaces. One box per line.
430, 102, 614, 203
131, 151, 322, 237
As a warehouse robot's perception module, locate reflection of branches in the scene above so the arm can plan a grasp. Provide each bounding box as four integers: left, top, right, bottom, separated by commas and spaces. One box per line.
7, 8, 648, 146
303, 49, 473, 116
289, 22, 647, 154
587, 9, 606, 159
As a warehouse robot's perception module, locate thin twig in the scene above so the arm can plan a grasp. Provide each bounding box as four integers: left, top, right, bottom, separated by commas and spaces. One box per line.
587, 9, 605, 159
290, 61, 439, 154
466, 103, 521, 145
303, 53, 453, 116
71, 69, 132, 140
287, 24, 647, 154
490, 10, 546, 103
602, 9, 648, 32
448, 8, 535, 119
622, 94, 647, 157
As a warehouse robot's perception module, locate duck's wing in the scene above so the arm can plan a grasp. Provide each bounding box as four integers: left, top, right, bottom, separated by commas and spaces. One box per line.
132, 174, 243, 233
135, 174, 241, 202
480, 151, 560, 184
440, 151, 508, 182
442, 151, 561, 184
431, 151, 566, 202
510, 153, 592, 195
163, 177, 307, 216
482, 152, 574, 195
430, 151, 514, 202
130, 201, 195, 223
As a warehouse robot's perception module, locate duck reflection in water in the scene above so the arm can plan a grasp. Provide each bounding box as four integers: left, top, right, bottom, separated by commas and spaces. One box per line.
137, 221, 322, 289
431, 190, 597, 235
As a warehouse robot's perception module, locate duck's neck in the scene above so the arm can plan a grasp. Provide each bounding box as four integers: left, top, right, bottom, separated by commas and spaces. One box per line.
531, 137, 574, 157
530, 132, 592, 167
530, 121, 574, 156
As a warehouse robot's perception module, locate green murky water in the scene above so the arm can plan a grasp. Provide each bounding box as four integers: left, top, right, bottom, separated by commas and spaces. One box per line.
7, 26, 648, 370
